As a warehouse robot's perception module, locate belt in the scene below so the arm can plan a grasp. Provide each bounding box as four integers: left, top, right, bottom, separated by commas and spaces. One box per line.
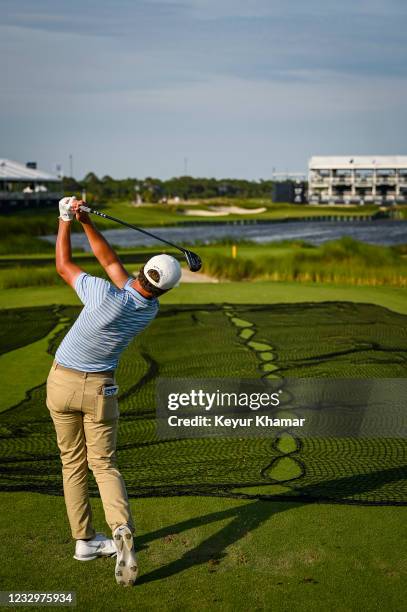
52, 360, 115, 378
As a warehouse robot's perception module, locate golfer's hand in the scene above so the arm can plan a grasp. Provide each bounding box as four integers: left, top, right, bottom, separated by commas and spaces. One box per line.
58, 196, 76, 222
72, 200, 91, 224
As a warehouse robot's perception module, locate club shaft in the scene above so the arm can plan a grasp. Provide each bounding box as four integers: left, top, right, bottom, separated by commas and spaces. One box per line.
82, 207, 185, 253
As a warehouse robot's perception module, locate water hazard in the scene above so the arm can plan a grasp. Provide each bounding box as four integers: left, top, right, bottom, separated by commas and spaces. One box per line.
43, 220, 407, 250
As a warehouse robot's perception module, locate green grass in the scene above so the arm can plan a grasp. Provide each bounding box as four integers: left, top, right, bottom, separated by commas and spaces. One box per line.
0, 210, 59, 255
202, 238, 407, 287
0, 284, 406, 610
1, 203, 406, 609
1, 239, 405, 290
0, 199, 387, 251
65, 199, 382, 230
0, 247, 165, 265
99, 199, 382, 227
0, 306, 59, 354
0, 234, 55, 255
0, 263, 106, 289
0, 319, 66, 408
0, 266, 65, 289
1, 281, 406, 314
1, 302, 406, 502
0, 493, 405, 612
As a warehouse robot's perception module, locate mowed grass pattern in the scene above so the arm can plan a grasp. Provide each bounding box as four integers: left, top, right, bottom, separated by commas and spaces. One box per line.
0, 306, 60, 355
0, 303, 406, 504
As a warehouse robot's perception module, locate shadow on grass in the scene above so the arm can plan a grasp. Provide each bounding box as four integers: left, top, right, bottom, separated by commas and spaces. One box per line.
136, 465, 407, 585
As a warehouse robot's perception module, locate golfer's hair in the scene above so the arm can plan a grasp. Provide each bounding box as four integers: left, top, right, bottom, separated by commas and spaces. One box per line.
137, 266, 167, 297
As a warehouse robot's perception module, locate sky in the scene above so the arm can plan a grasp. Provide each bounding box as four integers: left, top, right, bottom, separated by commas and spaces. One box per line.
1, 0, 407, 180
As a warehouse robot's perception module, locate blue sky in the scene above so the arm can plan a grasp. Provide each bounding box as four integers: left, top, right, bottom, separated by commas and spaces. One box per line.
1, 0, 406, 179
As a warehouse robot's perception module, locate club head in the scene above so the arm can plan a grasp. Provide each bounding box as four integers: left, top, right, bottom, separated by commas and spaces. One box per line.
183, 249, 202, 272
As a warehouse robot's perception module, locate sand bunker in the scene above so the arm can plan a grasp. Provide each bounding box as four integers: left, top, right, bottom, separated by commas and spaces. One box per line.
182, 205, 266, 217
183, 209, 228, 217
181, 269, 219, 283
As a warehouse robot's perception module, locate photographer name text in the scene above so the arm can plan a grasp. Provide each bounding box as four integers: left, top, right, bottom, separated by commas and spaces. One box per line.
167, 415, 306, 429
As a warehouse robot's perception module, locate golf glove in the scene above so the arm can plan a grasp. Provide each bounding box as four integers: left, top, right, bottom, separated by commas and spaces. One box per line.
59, 196, 76, 221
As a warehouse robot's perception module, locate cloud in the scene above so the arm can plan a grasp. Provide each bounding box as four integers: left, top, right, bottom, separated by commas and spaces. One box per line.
0, 1, 406, 178
1, 0, 406, 82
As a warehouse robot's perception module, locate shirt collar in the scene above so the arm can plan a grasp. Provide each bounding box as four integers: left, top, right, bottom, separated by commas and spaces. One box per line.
124, 278, 157, 305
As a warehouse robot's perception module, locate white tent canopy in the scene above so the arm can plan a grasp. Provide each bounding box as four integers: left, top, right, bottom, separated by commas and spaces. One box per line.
0, 159, 60, 182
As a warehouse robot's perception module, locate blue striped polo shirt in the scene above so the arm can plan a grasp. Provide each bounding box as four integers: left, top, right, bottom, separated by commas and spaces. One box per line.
55, 273, 159, 372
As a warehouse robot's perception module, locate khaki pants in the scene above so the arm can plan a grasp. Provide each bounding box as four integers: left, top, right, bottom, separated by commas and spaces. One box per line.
46, 361, 134, 540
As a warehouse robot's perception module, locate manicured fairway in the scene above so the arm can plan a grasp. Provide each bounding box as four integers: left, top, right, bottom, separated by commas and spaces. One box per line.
86, 200, 383, 227
0, 492, 405, 612
1, 281, 407, 313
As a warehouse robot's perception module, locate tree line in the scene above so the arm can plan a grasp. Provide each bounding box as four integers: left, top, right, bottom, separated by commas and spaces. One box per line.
62, 173, 274, 202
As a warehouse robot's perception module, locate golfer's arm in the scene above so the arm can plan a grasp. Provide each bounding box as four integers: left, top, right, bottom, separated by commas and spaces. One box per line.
55, 220, 83, 288
80, 218, 129, 288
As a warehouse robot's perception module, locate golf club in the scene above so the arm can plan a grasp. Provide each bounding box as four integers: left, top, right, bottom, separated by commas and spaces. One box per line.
79, 205, 202, 272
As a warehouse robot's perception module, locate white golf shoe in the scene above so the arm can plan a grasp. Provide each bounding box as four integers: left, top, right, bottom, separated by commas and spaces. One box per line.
113, 525, 138, 586
74, 533, 117, 561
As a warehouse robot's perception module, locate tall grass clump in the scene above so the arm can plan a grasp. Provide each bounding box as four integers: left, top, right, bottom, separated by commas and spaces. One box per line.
202, 237, 407, 287
0, 235, 54, 255
0, 267, 64, 289
0, 211, 58, 255
288, 237, 406, 286
0, 263, 106, 289
202, 254, 260, 281
0, 213, 57, 237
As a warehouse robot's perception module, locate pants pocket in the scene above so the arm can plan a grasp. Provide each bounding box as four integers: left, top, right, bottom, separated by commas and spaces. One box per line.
94, 394, 120, 423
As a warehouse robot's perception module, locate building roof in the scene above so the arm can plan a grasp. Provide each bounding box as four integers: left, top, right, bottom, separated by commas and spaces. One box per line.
309, 156, 407, 170
0, 159, 60, 182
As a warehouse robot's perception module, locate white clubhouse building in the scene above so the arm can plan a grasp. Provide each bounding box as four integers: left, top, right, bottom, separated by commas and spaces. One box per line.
308, 156, 407, 205
0, 158, 62, 211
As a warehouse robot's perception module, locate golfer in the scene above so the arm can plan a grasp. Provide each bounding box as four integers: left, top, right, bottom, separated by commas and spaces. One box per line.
46, 197, 182, 586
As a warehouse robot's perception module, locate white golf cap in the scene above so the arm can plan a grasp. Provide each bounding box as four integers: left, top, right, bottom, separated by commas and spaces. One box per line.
144, 254, 182, 290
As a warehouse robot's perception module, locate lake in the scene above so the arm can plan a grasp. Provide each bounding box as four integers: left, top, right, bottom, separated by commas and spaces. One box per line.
43, 219, 407, 250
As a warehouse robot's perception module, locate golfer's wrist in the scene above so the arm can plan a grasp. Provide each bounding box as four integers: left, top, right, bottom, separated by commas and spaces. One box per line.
81, 216, 94, 227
